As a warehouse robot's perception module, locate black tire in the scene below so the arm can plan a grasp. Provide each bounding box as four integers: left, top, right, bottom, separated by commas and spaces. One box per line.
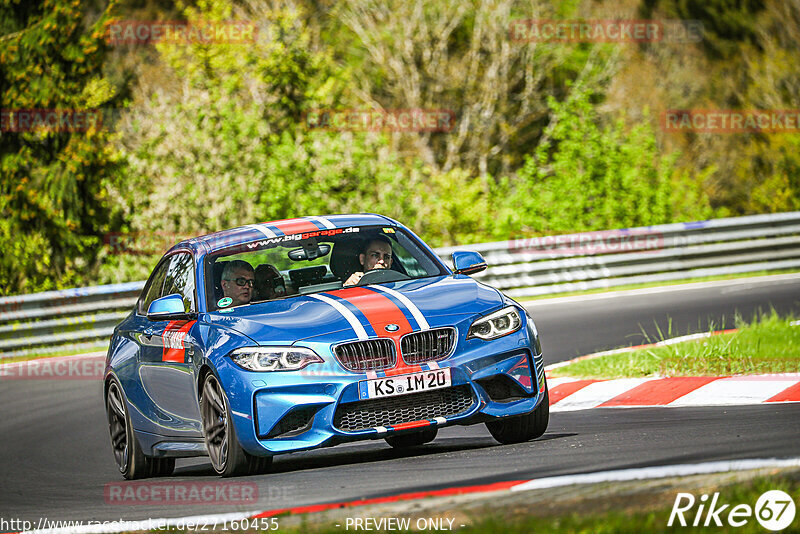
200, 373, 272, 477
106, 378, 155, 479
153, 457, 176, 477
385, 427, 438, 448
486, 382, 549, 445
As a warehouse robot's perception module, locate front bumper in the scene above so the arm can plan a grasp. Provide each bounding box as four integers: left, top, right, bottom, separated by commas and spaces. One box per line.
221, 325, 546, 457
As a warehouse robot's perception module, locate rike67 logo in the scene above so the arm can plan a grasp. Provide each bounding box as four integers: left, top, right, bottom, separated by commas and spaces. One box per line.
669, 490, 796, 531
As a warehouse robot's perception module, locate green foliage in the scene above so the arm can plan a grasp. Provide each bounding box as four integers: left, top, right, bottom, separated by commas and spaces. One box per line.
551, 310, 800, 379
499, 88, 714, 237
104, 0, 415, 281
639, 0, 800, 216
8, 0, 767, 294
641, 0, 766, 59
0, 0, 122, 295
409, 169, 492, 247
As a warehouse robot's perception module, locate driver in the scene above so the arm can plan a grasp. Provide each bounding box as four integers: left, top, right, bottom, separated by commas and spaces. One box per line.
220, 260, 255, 306
343, 236, 393, 286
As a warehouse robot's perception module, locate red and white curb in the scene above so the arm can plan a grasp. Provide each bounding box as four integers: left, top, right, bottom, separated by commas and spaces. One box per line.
21, 458, 800, 534
544, 327, 800, 410
546, 374, 800, 411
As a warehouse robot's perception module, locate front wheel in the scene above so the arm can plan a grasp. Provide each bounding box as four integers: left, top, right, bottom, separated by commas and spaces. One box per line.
200, 373, 272, 477
486, 383, 549, 445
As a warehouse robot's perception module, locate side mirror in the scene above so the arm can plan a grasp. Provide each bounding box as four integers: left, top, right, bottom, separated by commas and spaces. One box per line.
452, 251, 487, 275
147, 294, 192, 320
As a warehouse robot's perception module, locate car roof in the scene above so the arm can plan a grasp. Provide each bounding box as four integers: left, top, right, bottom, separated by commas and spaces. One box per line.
167, 214, 399, 256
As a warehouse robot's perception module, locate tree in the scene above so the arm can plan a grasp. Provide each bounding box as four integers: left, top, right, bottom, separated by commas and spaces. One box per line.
0, 0, 122, 295
499, 88, 713, 237
334, 0, 617, 177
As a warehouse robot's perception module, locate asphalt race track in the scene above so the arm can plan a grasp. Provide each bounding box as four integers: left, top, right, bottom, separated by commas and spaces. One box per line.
1, 275, 799, 525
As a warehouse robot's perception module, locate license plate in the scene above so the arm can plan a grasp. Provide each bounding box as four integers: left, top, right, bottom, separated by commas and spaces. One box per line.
361, 368, 452, 399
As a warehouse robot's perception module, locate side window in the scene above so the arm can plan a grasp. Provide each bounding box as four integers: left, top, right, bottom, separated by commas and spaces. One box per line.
162, 253, 196, 313
391, 240, 427, 277
138, 260, 170, 315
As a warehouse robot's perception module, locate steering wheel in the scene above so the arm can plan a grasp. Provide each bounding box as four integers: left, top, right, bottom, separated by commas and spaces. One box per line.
356, 268, 410, 286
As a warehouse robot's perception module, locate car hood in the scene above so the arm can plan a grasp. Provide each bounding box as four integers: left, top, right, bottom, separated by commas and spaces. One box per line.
205, 275, 504, 346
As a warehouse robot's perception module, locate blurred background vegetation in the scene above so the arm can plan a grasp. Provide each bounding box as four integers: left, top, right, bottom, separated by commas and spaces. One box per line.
1, 0, 799, 295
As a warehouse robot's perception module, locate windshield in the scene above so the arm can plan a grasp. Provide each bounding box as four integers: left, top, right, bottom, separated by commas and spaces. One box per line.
204, 225, 447, 311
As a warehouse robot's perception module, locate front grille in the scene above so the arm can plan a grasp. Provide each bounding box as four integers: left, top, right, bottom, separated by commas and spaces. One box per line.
333, 385, 474, 432
334, 339, 396, 372
401, 328, 455, 364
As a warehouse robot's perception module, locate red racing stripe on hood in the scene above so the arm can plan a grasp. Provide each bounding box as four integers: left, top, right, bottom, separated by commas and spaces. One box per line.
332, 286, 418, 373
333, 286, 413, 338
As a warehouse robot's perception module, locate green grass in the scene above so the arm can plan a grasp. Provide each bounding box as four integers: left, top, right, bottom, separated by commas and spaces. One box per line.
518, 269, 800, 302
461, 474, 800, 534
551, 311, 800, 379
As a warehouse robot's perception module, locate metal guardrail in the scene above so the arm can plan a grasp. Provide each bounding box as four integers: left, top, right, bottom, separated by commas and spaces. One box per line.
2, 212, 800, 358
435, 211, 800, 297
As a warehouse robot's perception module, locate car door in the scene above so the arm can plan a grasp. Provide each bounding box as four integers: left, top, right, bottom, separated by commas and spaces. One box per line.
137, 251, 203, 436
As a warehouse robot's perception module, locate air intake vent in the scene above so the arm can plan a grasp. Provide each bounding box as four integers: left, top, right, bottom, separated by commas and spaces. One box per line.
264, 407, 316, 439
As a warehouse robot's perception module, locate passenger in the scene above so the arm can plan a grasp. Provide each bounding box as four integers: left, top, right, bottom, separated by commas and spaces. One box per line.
254, 264, 286, 301
344, 236, 393, 287
220, 260, 255, 306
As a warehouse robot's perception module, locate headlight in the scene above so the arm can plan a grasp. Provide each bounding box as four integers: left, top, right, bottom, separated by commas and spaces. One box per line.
468, 306, 522, 340
229, 347, 323, 371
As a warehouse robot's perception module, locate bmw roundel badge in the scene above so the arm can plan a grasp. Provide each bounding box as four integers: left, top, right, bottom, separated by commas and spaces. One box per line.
385, 324, 400, 332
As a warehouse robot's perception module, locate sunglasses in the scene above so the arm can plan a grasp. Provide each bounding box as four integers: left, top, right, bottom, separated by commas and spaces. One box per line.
224, 277, 255, 288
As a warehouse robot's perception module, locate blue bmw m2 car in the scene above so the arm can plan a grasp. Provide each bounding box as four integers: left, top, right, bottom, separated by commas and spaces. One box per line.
104, 214, 548, 478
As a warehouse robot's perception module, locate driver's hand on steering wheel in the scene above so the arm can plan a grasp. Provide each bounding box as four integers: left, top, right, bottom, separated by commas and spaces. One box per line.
344, 265, 390, 287
344, 271, 364, 287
